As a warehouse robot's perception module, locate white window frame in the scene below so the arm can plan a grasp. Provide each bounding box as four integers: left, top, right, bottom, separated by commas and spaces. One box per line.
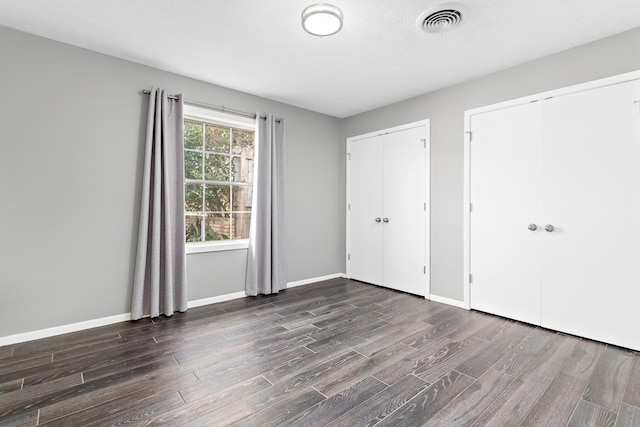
183, 103, 256, 254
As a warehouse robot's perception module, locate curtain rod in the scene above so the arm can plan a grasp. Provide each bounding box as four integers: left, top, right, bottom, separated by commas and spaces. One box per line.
142, 89, 262, 120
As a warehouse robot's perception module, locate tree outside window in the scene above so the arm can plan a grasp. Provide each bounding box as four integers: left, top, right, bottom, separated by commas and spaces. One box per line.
184, 116, 254, 243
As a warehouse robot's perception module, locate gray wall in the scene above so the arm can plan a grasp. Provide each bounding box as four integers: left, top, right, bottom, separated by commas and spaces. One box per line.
0, 26, 343, 338
341, 26, 640, 302
3, 22, 640, 340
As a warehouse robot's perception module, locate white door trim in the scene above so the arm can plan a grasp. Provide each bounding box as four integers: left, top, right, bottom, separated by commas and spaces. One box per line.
347, 119, 431, 297
463, 68, 640, 310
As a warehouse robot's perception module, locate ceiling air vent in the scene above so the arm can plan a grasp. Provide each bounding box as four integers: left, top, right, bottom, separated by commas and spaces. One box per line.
417, 3, 468, 34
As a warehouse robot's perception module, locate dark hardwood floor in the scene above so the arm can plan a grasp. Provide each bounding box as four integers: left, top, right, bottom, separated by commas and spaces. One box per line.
1, 278, 639, 426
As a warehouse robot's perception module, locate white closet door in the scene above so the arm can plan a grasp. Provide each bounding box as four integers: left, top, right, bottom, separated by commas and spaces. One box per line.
540, 80, 640, 350
470, 102, 542, 325
349, 136, 384, 286
383, 126, 427, 296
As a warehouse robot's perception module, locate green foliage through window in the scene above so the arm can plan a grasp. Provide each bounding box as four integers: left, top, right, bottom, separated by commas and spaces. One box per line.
185, 222, 229, 242
184, 115, 255, 243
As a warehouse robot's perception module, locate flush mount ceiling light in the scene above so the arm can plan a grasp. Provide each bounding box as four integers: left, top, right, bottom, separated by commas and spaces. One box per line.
416, 3, 468, 34
302, 3, 343, 37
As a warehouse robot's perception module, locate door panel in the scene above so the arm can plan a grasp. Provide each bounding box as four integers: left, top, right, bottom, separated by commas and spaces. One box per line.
540, 80, 640, 350
349, 136, 384, 286
383, 126, 427, 296
470, 102, 542, 325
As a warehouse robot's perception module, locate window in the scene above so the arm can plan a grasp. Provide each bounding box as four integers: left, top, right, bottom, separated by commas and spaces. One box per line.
183, 104, 255, 251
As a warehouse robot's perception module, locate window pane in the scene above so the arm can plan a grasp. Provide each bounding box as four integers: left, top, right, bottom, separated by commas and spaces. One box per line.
204, 153, 230, 181
205, 184, 230, 212
184, 151, 203, 179
205, 124, 230, 153
232, 129, 254, 155
185, 183, 203, 213
184, 119, 203, 149
232, 185, 253, 211
185, 215, 202, 242
205, 214, 231, 240
232, 213, 251, 239
184, 107, 255, 244
232, 157, 253, 183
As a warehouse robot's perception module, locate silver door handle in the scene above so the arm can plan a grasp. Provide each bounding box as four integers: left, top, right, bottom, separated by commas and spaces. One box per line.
375, 217, 381, 223
528, 224, 537, 231
383, 218, 390, 223
544, 224, 554, 232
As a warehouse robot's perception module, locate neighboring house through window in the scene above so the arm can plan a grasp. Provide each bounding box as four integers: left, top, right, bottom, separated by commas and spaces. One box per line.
183, 104, 255, 253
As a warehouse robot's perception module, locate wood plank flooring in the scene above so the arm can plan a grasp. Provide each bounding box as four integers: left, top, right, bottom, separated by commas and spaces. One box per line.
1, 278, 639, 426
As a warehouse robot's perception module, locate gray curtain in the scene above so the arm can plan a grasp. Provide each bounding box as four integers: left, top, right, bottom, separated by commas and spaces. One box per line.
131, 87, 187, 320
246, 115, 287, 296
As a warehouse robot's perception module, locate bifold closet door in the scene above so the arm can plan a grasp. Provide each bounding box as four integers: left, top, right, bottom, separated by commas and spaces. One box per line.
383, 126, 426, 296
540, 79, 640, 350
348, 125, 427, 296
469, 101, 541, 325
349, 135, 384, 286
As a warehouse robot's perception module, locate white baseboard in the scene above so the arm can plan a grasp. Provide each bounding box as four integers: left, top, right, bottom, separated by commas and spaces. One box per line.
187, 291, 247, 309
429, 294, 470, 310
0, 273, 347, 346
287, 273, 346, 288
0, 313, 132, 347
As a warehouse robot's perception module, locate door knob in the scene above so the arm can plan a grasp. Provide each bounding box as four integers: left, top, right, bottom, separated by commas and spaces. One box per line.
528, 224, 537, 231
383, 218, 390, 223
544, 224, 554, 232
375, 217, 382, 223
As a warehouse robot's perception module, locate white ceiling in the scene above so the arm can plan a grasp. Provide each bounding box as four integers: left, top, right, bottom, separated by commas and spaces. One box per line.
1, 0, 640, 118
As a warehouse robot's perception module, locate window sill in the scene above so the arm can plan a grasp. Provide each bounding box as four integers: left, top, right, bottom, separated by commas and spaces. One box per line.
186, 240, 249, 254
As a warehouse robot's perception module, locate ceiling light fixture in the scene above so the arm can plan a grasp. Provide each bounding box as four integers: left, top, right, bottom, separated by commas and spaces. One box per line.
302, 3, 343, 37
